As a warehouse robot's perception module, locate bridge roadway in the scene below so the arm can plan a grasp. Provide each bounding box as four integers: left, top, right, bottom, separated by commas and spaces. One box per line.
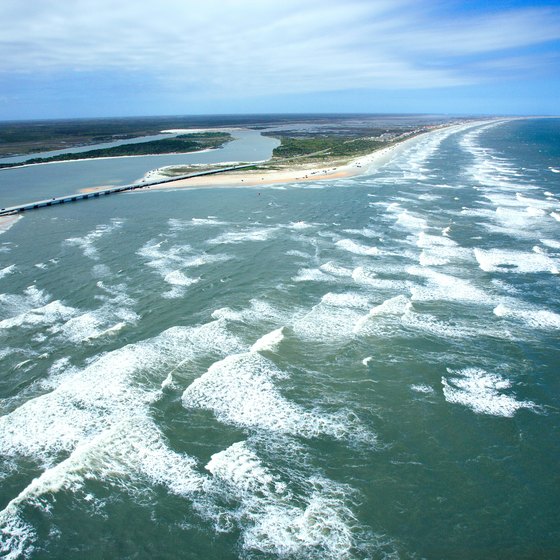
0, 162, 260, 217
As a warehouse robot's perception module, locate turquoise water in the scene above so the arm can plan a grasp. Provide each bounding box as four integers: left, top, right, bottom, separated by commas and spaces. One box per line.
0, 119, 559, 559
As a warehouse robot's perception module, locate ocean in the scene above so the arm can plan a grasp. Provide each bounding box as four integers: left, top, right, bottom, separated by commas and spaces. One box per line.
0, 118, 559, 559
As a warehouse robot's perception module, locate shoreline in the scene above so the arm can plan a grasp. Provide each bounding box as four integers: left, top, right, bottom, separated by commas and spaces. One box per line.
123, 126, 453, 191
130, 119, 503, 191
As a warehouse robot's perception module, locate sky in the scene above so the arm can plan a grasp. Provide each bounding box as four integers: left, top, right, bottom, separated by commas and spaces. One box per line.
1, 0, 559, 120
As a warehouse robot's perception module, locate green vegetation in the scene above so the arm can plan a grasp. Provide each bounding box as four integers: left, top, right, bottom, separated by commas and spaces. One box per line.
272, 136, 387, 161
0, 115, 243, 157
0, 133, 232, 169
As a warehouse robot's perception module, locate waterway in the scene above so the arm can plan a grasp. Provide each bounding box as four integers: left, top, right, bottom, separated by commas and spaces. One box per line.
0, 129, 279, 207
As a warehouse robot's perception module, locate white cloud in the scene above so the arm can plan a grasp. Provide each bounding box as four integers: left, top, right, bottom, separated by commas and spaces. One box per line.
0, 0, 559, 96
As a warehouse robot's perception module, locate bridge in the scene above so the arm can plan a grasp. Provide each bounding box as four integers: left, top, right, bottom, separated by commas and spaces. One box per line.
0, 162, 260, 217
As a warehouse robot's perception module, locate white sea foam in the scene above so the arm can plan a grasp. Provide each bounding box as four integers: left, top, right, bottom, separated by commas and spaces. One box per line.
0, 216, 23, 237
0, 419, 205, 557
211, 299, 285, 325
351, 266, 410, 292
242, 478, 359, 559
168, 217, 228, 231
207, 227, 277, 245
442, 368, 535, 417
138, 240, 202, 297
288, 221, 312, 230
494, 303, 560, 329
460, 122, 532, 194
400, 311, 485, 339
540, 239, 560, 249
206, 441, 276, 494
491, 279, 519, 295
65, 219, 123, 260
0, 300, 76, 330
46, 282, 138, 343
489, 204, 554, 234
251, 327, 285, 353
394, 211, 427, 232
418, 193, 442, 201
362, 357, 372, 366
0, 319, 241, 467
0, 318, 244, 556
319, 262, 354, 278
0, 285, 49, 318
474, 248, 559, 274
321, 292, 370, 309
0, 322, 246, 552
353, 295, 411, 332
183, 351, 372, 442
204, 442, 365, 559
416, 233, 472, 266
292, 268, 337, 283
407, 266, 494, 304
516, 193, 556, 210
416, 232, 457, 249
164, 270, 199, 286
342, 227, 380, 239
382, 123, 472, 182
410, 384, 435, 394
286, 249, 311, 259
335, 239, 379, 256
191, 217, 228, 226
184, 253, 232, 268
292, 296, 366, 342
0, 265, 16, 279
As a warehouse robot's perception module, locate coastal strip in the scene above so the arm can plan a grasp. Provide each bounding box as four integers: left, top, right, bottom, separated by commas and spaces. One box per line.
0, 121, 491, 218
137, 119, 505, 191
130, 124, 455, 190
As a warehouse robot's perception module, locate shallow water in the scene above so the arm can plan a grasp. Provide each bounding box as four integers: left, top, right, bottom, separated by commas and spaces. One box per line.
0, 119, 559, 559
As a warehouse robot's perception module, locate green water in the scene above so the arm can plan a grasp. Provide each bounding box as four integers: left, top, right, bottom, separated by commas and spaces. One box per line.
0, 119, 559, 559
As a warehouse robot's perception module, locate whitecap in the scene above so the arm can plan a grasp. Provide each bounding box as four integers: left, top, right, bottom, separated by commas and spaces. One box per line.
183, 351, 372, 442
354, 295, 411, 333
442, 368, 535, 417
0, 300, 76, 330
494, 303, 560, 329
207, 227, 277, 245
407, 266, 494, 304
292, 268, 337, 283
204, 442, 370, 559
410, 384, 435, 394
251, 327, 285, 353
0, 265, 16, 279
319, 262, 354, 278
65, 219, 123, 260
320, 292, 370, 309
474, 248, 559, 274
335, 239, 379, 256
540, 239, 560, 250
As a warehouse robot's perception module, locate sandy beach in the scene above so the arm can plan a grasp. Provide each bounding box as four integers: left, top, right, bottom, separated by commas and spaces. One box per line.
78, 122, 487, 195
125, 129, 433, 192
